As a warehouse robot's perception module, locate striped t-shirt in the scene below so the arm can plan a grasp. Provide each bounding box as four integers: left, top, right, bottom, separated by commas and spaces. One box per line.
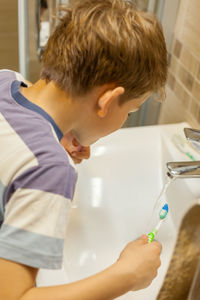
0, 70, 77, 269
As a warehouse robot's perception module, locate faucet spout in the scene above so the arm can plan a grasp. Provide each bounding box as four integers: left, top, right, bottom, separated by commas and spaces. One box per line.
166, 128, 200, 178
167, 161, 200, 178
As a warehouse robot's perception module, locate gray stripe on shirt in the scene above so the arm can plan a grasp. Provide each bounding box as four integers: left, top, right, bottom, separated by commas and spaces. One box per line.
0, 224, 64, 269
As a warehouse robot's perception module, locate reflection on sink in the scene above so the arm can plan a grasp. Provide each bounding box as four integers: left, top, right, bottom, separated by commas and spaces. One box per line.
37, 123, 200, 300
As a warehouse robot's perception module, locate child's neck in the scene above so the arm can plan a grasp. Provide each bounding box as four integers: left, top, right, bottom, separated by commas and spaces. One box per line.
20, 79, 79, 135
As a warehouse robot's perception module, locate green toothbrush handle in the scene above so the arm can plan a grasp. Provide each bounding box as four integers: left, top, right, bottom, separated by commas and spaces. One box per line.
147, 229, 158, 243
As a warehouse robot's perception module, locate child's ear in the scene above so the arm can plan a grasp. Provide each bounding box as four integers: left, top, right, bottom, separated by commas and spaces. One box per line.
97, 87, 125, 118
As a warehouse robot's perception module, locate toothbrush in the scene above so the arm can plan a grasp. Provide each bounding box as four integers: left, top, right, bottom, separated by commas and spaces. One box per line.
148, 204, 169, 243
172, 134, 196, 161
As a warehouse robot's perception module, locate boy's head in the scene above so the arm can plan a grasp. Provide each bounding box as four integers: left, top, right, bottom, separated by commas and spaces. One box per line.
40, 0, 167, 146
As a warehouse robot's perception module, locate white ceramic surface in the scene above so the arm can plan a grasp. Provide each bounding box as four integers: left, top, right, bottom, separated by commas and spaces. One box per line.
37, 122, 200, 299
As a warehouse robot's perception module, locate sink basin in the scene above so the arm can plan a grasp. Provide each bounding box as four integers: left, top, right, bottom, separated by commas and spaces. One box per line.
36, 123, 200, 299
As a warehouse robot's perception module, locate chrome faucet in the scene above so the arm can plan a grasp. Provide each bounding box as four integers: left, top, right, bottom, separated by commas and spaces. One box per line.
167, 128, 200, 178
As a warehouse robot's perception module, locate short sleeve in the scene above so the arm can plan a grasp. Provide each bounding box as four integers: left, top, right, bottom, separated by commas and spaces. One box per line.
0, 163, 77, 269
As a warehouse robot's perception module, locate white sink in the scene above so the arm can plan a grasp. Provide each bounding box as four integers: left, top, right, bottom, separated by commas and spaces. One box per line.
37, 123, 200, 299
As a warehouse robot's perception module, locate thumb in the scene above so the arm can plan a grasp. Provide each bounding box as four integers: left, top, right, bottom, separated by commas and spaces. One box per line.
137, 234, 148, 244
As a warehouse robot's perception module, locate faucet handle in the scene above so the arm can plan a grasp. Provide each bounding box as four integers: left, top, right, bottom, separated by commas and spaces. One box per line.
184, 128, 200, 152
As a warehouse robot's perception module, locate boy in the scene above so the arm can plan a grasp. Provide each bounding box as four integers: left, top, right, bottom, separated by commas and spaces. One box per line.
0, 0, 167, 299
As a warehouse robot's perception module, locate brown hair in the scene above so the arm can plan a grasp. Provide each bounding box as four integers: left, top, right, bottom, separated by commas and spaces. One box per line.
41, 0, 167, 102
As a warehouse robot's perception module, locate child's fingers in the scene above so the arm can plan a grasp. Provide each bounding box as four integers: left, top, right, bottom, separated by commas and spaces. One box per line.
71, 156, 82, 164
135, 234, 148, 244
71, 150, 90, 160
151, 241, 162, 254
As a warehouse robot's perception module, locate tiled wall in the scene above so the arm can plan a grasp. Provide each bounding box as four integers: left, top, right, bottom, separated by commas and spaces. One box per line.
159, 0, 200, 128
0, 0, 18, 71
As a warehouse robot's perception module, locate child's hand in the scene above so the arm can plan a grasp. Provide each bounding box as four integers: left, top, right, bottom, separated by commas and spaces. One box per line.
116, 235, 162, 291
60, 131, 90, 164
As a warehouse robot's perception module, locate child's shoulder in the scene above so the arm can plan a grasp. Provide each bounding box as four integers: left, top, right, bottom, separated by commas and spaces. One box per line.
0, 69, 18, 82
0, 70, 75, 174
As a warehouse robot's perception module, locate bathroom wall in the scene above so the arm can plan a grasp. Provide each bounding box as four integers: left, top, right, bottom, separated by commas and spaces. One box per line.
28, 0, 42, 83
0, 0, 18, 71
159, 0, 200, 128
